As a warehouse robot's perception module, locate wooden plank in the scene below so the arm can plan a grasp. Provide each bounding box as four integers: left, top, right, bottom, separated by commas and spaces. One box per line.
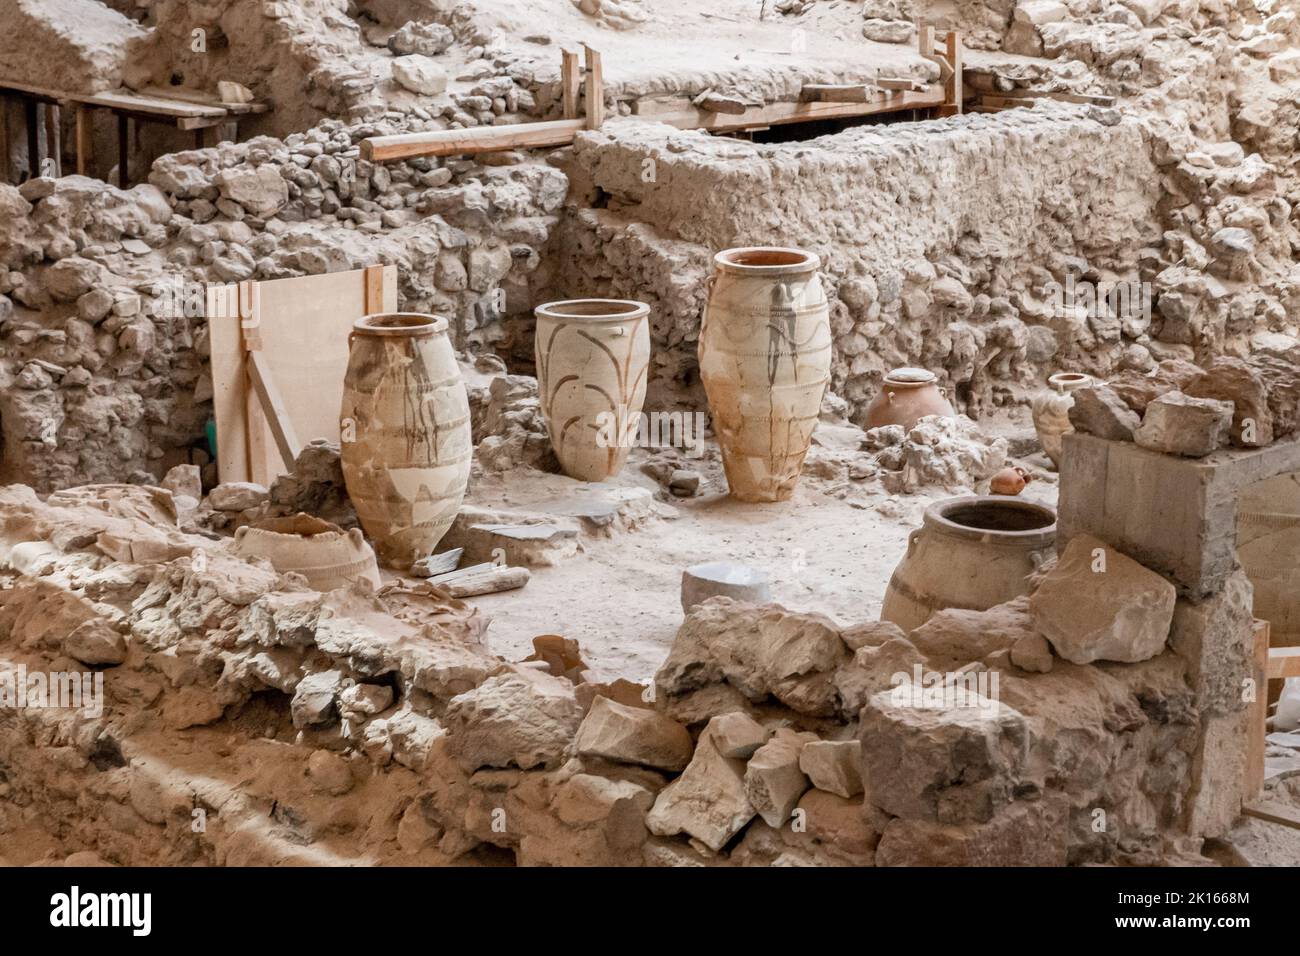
877, 76, 926, 92
1249, 620, 1270, 799
648, 90, 944, 133
940, 32, 963, 117
561, 49, 581, 120
247, 350, 301, 471
1268, 646, 1300, 680
362, 119, 586, 161
997, 88, 1117, 107
75, 105, 92, 176
801, 84, 873, 103
584, 45, 604, 129
137, 85, 269, 115
0, 80, 228, 119
210, 267, 398, 486
363, 264, 385, 314
918, 22, 935, 57
1243, 800, 1300, 831
117, 113, 129, 187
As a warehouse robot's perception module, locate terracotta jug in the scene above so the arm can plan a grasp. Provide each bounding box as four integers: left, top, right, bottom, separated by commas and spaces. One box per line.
699, 246, 832, 502
880, 496, 1057, 632
864, 367, 955, 430
1030, 372, 1095, 468
340, 313, 472, 570
534, 299, 651, 482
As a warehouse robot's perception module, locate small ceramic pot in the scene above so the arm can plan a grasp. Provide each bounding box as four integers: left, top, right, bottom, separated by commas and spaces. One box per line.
1030, 372, 1095, 468
864, 367, 956, 431
989, 466, 1031, 496
234, 513, 382, 592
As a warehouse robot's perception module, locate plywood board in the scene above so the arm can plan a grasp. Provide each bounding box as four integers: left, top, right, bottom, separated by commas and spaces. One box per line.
210, 266, 397, 486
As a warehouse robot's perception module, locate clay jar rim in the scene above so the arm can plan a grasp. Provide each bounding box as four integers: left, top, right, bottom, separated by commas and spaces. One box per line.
923, 495, 1057, 547
883, 367, 939, 390
1048, 371, 1095, 393
534, 298, 651, 322
353, 312, 449, 338
713, 246, 821, 276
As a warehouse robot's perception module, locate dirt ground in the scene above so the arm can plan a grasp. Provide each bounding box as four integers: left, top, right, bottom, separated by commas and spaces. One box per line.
461, 408, 1059, 683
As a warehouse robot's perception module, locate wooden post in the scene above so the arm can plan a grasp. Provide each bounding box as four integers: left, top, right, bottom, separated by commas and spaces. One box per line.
1248, 619, 1270, 800
561, 49, 581, 120
117, 112, 129, 187
24, 98, 39, 179
918, 21, 935, 57
75, 105, 92, 177
363, 264, 385, 315
941, 31, 964, 116
43, 103, 60, 177
583, 45, 604, 130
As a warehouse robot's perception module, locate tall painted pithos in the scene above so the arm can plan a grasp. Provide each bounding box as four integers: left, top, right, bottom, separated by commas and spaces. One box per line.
534, 299, 651, 482
340, 313, 472, 569
699, 247, 831, 502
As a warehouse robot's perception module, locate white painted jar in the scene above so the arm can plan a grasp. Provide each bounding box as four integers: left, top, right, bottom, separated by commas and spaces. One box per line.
1030, 372, 1095, 468
534, 298, 651, 483
340, 313, 472, 570
698, 247, 831, 503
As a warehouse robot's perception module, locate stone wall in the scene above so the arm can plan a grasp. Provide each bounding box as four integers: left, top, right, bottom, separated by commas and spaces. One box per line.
550, 102, 1298, 426
0, 119, 567, 492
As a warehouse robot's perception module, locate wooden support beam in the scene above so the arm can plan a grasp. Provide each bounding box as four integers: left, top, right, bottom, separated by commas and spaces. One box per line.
801, 84, 874, 103
24, 98, 39, 179
1268, 646, 1300, 680
0, 97, 10, 184
918, 22, 935, 57
1243, 800, 1300, 831
75, 105, 92, 177
117, 112, 129, 187
584, 45, 604, 130
561, 49, 581, 120
940, 31, 963, 117
43, 103, 60, 177
1248, 620, 1270, 800
877, 76, 926, 92
362, 119, 586, 161
363, 264, 385, 314
246, 350, 301, 472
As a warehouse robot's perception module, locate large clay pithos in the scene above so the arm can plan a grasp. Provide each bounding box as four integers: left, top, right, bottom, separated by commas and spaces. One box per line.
340, 313, 472, 570
534, 298, 651, 482
1031, 372, 1095, 467
880, 496, 1057, 632
864, 367, 956, 431
699, 247, 832, 502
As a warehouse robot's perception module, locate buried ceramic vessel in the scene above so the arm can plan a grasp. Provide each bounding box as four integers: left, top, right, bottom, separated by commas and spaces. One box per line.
699, 246, 832, 502
880, 495, 1057, 632
1030, 371, 1095, 468
340, 313, 472, 570
234, 513, 382, 592
864, 367, 955, 431
534, 298, 651, 482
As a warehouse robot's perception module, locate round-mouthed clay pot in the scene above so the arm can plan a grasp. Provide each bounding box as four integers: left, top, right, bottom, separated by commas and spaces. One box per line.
864, 367, 955, 431
234, 514, 381, 592
880, 495, 1057, 632
681, 561, 771, 613
699, 246, 832, 503
534, 298, 651, 482
1030, 372, 1095, 468
340, 312, 472, 570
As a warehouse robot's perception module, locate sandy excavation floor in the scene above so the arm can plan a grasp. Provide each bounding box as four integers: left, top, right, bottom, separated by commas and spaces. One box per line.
459, 413, 1059, 683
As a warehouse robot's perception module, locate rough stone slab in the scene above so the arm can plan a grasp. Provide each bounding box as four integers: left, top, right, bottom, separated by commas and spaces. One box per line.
574, 695, 693, 771
1134, 391, 1234, 458
708, 711, 770, 758
1067, 384, 1140, 441
1058, 432, 1300, 598
443, 668, 582, 771
1030, 534, 1176, 664
645, 716, 755, 851
798, 739, 863, 798
874, 799, 1068, 866
744, 728, 817, 827
1186, 357, 1274, 446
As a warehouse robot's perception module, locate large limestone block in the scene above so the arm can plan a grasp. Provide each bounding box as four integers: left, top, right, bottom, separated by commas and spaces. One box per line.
1169, 569, 1254, 717
1030, 535, 1176, 664
0, 0, 146, 94
646, 716, 756, 851
857, 688, 1031, 824
744, 728, 817, 827
574, 695, 693, 771
1068, 384, 1140, 441
1134, 391, 1234, 458
655, 598, 850, 717
875, 799, 1068, 866
799, 739, 863, 798
391, 55, 448, 95
443, 668, 583, 771
1186, 357, 1273, 447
